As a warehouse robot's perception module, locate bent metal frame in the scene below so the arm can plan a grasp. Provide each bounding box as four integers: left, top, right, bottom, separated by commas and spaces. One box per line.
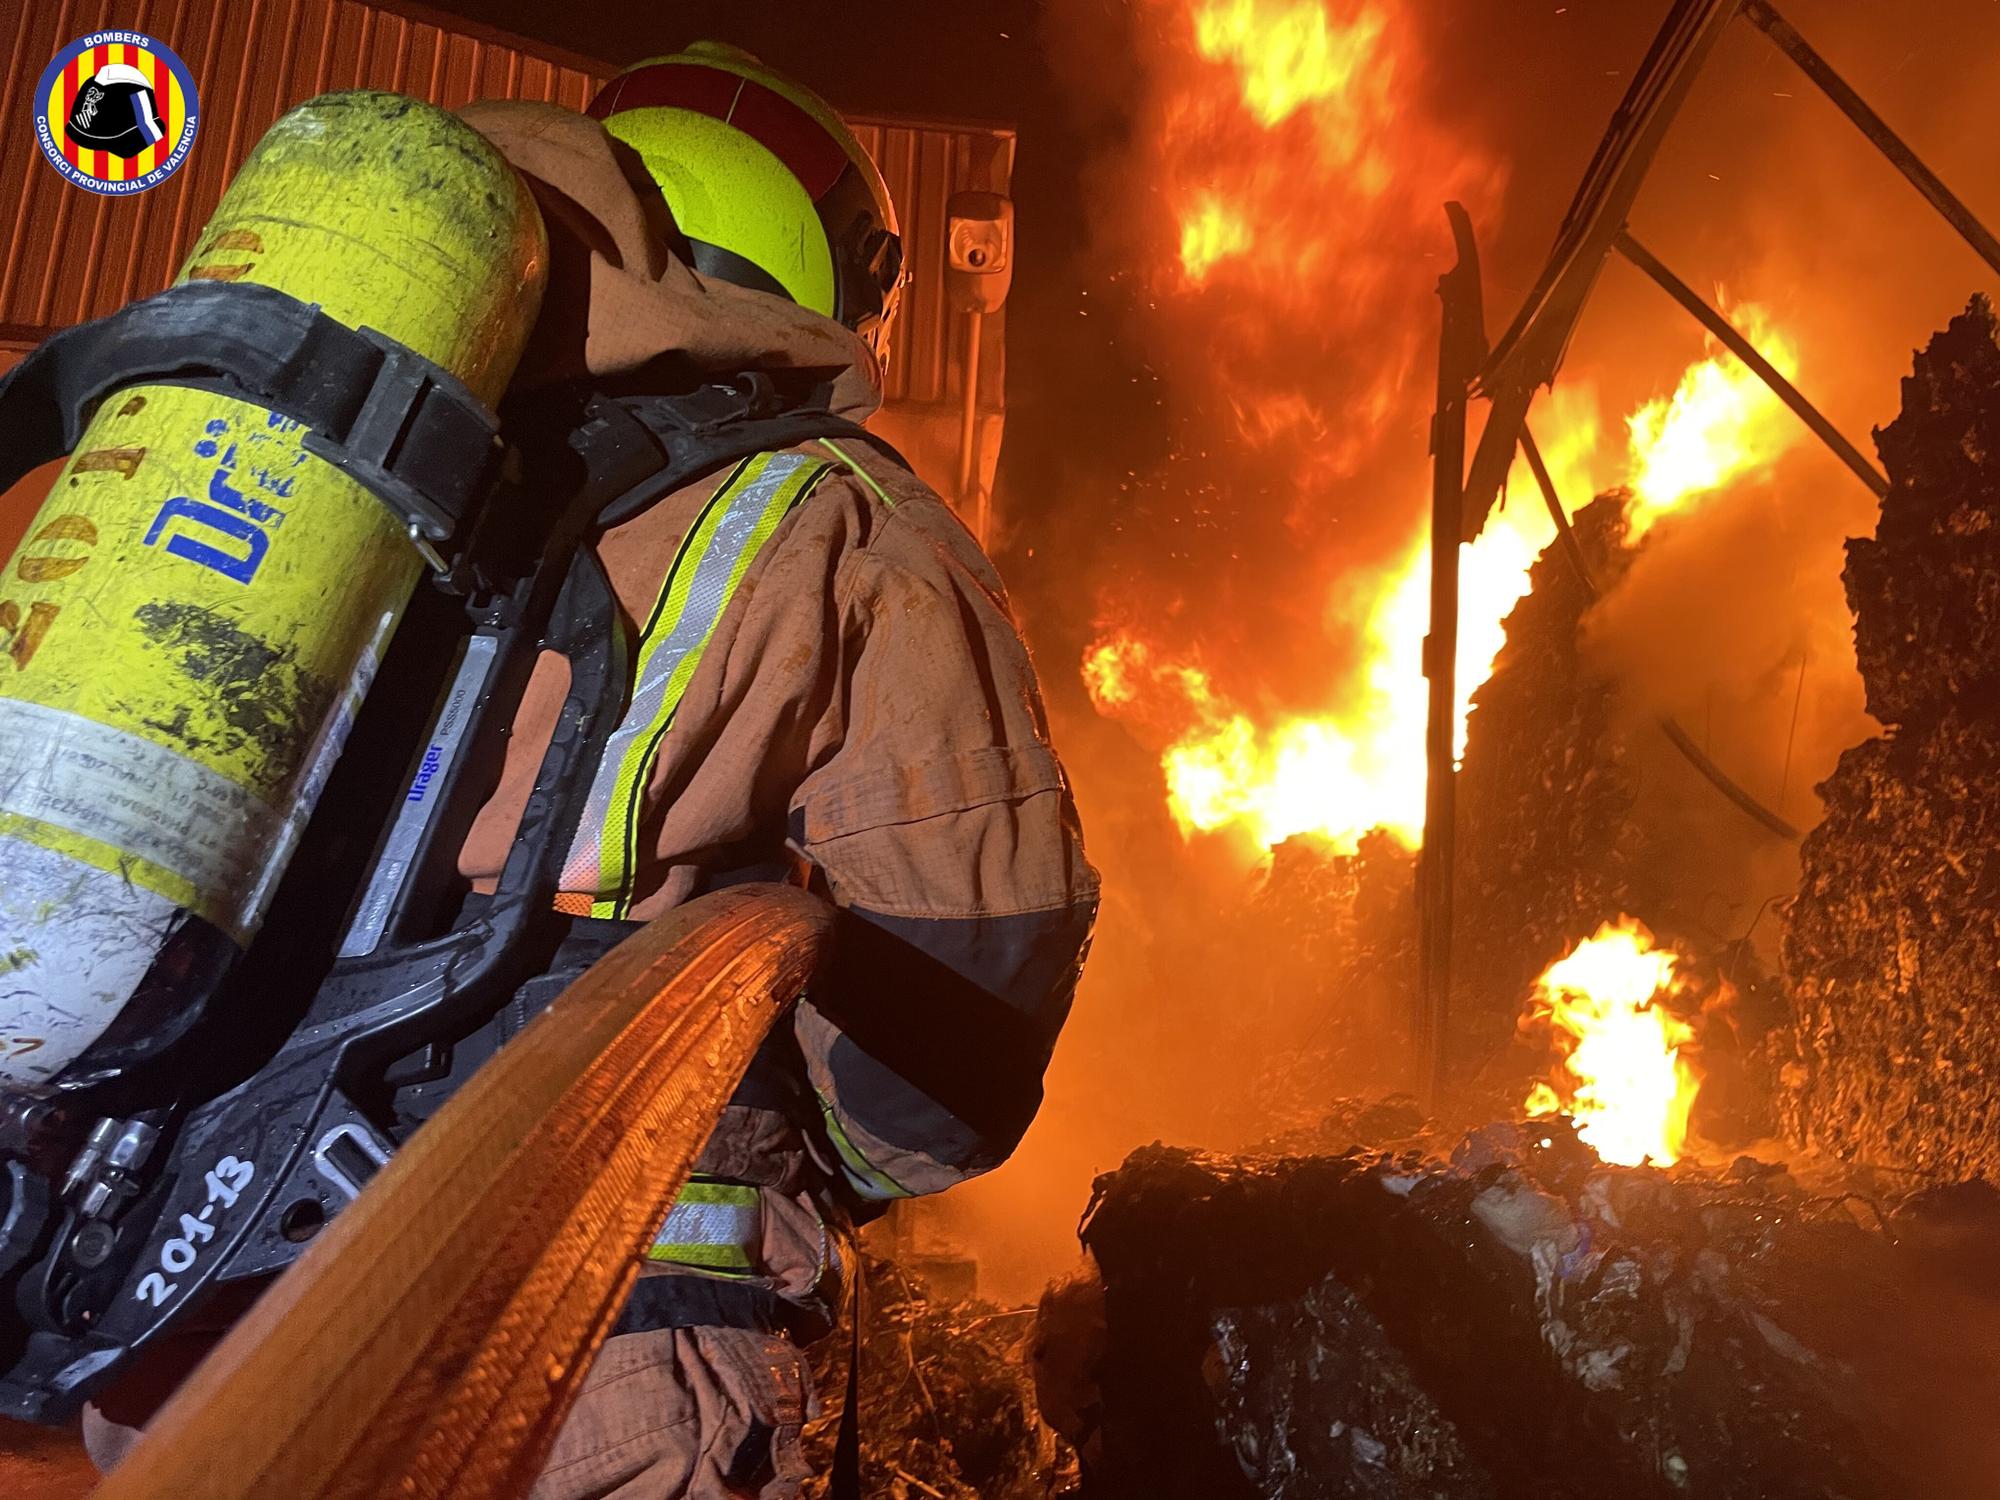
1415, 0, 2000, 1099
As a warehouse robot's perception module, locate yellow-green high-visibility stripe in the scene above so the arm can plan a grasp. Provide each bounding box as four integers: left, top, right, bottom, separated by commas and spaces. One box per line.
560, 451, 833, 916
647, 1178, 763, 1273
815, 1087, 914, 1203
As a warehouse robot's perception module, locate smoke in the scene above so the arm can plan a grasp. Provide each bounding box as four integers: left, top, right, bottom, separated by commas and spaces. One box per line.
1581, 463, 1878, 944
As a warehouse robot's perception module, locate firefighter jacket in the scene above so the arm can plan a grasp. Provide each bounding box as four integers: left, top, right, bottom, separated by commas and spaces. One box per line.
454, 102, 1098, 1243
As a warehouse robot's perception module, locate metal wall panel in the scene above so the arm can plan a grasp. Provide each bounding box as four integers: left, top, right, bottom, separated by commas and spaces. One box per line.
0, 0, 1012, 417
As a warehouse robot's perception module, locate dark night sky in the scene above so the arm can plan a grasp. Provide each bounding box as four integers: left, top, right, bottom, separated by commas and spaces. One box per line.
419, 1, 1047, 121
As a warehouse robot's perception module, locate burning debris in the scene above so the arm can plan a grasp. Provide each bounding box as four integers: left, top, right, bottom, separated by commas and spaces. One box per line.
1783, 295, 2000, 1182
1179, 479, 1778, 1134
1065, 1127, 2000, 1499
1519, 919, 1700, 1168
1233, 835, 1422, 1133
1081, 332, 1811, 870
986, 1, 2000, 1495
1025, 294, 2000, 1499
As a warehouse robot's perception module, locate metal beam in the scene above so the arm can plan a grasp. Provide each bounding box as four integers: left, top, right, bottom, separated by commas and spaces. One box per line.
1743, 0, 2000, 281
1418, 203, 1486, 1104
1519, 424, 1595, 590
1462, 0, 1745, 542
1614, 229, 1889, 499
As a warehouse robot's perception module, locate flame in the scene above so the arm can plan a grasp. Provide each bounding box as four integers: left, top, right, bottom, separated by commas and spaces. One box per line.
1084, 619, 1428, 851
1085, 317, 1807, 853
1180, 196, 1251, 281
1091, 3, 1807, 860
1157, 0, 1501, 467
1083, 388, 1604, 852
1192, 0, 1388, 128
1082, 637, 1147, 710
1521, 919, 1700, 1167
1446, 384, 1604, 759
1625, 302, 1801, 538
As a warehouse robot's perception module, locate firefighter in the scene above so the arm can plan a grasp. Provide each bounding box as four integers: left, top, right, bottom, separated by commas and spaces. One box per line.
77, 43, 1092, 1493
455, 45, 1097, 1498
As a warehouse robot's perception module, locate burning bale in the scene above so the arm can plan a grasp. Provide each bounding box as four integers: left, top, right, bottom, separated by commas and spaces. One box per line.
1216, 488, 1784, 1140
1065, 1129, 2000, 1499
1451, 494, 1639, 1071
1784, 295, 2000, 1181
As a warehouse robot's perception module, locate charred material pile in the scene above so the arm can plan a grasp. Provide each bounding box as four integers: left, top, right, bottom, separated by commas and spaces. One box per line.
1784, 295, 2000, 1179
1233, 834, 1422, 1120
1227, 500, 1639, 1117
804, 1254, 1065, 1499
1452, 496, 1639, 1068
1066, 1130, 2000, 1499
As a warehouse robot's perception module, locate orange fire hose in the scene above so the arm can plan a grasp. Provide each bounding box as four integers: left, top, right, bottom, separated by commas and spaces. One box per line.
90, 884, 832, 1500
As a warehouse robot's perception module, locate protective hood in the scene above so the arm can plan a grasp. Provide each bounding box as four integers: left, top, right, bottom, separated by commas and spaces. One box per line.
460, 100, 881, 424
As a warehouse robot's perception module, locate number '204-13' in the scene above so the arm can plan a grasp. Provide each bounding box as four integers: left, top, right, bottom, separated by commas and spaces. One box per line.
134, 1154, 256, 1308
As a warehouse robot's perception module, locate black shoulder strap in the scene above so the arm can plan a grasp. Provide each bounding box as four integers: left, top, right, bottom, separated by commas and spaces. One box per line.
586, 371, 911, 531
0, 280, 501, 568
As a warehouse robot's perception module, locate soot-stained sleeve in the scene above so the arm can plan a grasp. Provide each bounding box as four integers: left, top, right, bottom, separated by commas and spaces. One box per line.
787, 494, 1099, 1200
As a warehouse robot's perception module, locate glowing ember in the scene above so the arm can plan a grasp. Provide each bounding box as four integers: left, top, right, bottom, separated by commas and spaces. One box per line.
1521, 919, 1700, 1167
1626, 301, 1801, 538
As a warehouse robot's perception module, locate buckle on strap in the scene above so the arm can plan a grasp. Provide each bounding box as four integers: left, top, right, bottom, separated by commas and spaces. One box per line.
298, 327, 500, 572
0, 281, 502, 578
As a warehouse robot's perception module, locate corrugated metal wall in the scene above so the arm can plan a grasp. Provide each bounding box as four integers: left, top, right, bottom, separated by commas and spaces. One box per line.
0, 0, 1013, 414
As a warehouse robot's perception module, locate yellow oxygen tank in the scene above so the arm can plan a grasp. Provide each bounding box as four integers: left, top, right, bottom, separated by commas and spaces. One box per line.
0, 92, 546, 1093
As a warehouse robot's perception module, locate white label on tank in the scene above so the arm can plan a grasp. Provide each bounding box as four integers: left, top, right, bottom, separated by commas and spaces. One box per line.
338, 633, 498, 959
0, 836, 182, 1089
0, 698, 282, 935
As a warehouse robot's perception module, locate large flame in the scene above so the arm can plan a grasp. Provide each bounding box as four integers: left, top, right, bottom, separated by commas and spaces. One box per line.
1625, 302, 1802, 538
1192, 0, 1389, 130
1521, 919, 1700, 1167
1085, 315, 1802, 854
1157, 0, 1500, 472
1088, 0, 1806, 858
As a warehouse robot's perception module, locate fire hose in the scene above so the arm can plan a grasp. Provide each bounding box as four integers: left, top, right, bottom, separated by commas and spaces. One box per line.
88, 884, 832, 1500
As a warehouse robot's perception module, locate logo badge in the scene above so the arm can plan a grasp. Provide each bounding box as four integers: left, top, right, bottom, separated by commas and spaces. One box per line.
34, 31, 199, 195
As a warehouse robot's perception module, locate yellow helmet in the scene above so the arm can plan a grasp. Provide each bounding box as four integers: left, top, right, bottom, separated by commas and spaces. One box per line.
588, 43, 904, 364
